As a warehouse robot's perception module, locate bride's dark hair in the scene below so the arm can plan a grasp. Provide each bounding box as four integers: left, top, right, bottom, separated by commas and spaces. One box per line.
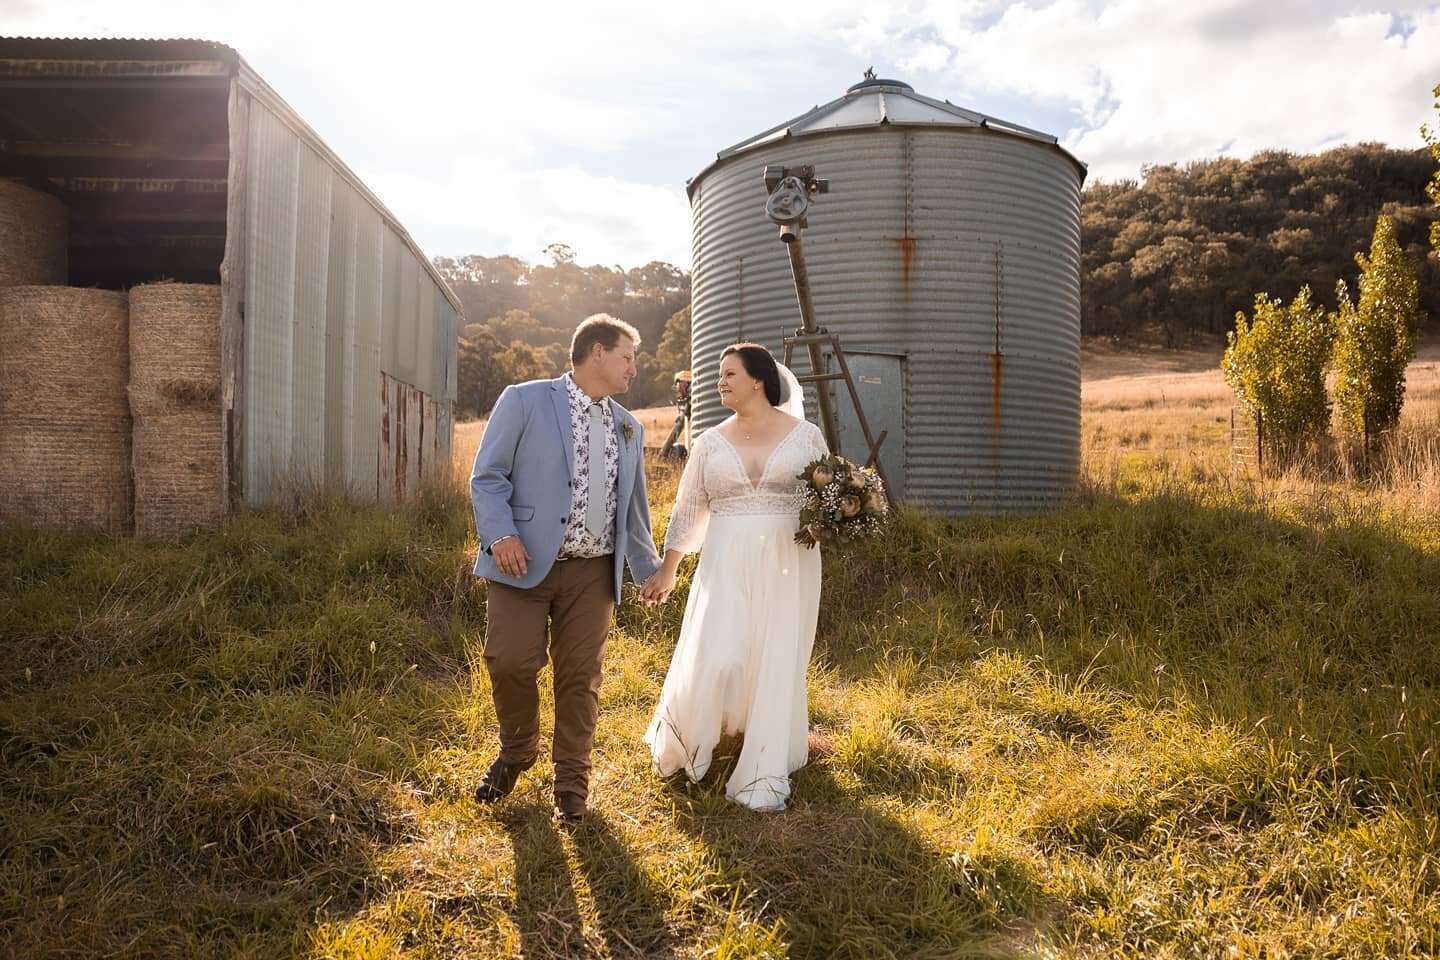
721, 342, 782, 406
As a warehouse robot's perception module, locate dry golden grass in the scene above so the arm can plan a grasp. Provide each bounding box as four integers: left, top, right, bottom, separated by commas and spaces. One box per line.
1082, 338, 1440, 517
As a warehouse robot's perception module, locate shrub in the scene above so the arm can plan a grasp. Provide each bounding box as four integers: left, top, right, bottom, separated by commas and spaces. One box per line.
1332, 215, 1423, 452
1222, 285, 1336, 467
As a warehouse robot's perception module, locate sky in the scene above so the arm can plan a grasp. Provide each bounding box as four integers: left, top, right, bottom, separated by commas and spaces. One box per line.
3, 0, 1438, 270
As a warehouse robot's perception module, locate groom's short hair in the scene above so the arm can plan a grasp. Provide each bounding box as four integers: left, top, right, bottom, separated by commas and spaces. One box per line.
571, 313, 641, 366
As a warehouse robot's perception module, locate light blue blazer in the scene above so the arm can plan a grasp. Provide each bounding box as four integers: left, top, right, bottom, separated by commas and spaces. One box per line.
469, 375, 662, 603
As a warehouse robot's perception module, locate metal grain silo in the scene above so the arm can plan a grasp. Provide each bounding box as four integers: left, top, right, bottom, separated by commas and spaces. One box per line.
687, 78, 1085, 513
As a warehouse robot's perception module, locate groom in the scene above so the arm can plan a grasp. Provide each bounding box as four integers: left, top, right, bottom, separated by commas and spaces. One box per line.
469, 313, 664, 822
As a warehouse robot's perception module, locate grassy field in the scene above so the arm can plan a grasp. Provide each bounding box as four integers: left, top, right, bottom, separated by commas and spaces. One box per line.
2, 345, 1438, 958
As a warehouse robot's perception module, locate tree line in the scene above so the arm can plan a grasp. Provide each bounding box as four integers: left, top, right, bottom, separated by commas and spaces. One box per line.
1082, 142, 1438, 342
434, 243, 691, 418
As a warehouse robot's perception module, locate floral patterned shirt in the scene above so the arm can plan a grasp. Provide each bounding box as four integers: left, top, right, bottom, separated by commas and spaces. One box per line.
560, 372, 619, 557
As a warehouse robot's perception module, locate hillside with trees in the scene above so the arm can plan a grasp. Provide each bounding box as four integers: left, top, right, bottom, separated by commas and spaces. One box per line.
435, 244, 691, 418
1083, 143, 1437, 343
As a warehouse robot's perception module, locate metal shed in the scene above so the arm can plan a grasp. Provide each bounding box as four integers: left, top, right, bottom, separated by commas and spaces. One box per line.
0, 37, 460, 508
688, 78, 1086, 513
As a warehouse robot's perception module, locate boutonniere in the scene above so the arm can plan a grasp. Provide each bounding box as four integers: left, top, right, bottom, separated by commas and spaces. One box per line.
621, 423, 635, 443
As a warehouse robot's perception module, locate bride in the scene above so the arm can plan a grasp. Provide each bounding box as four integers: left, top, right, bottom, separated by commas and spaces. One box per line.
638, 342, 828, 811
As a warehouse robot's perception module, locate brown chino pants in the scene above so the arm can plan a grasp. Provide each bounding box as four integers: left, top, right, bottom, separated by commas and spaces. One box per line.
483, 554, 615, 799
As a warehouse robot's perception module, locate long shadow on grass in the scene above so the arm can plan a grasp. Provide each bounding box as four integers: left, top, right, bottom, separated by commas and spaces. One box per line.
665, 759, 1038, 960
498, 803, 677, 958
569, 811, 678, 958
498, 803, 590, 958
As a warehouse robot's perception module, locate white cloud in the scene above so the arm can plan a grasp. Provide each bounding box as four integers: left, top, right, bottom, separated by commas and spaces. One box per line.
848, 0, 1440, 183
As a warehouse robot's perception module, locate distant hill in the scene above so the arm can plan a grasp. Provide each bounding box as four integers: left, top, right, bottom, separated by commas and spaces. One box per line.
433, 248, 690, 415
1082, 143, 1438, 343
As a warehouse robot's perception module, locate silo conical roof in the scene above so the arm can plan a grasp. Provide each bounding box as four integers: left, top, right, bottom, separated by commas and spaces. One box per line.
688, 77, 1086, 196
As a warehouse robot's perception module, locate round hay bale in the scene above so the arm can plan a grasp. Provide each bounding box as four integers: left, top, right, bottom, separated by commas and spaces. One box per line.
0, 181, 67, 286
133, 412, 225, 538
0, 286, 132, 533
0, 286, 129, 416
0, 415, 132, 534
128, 282, 222, 417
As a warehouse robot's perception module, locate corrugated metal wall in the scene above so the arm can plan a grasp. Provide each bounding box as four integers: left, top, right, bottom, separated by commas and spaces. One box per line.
240, 93, 458, 504
689, 126, 1082, 514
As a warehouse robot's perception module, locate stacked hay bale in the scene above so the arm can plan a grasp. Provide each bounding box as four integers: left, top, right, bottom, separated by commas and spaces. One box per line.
0, 287, 133, 533
128, 283, 225, 537
0, 181, 68, 286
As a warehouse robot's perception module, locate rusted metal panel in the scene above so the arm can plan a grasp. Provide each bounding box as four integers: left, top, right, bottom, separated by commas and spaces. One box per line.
688, 84, 1083, 514
374, 372, 439, 500
422, 399, 438, 483
406, 385, 423, 493
378, 371, 395, 503
392, 378, 409, 501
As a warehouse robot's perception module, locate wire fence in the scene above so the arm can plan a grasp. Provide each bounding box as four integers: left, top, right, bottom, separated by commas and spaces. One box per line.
1230, 407, 1263, 478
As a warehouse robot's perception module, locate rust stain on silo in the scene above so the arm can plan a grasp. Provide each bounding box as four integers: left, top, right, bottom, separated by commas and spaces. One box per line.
987, 352, 1003, 473
896, 236, 917, 287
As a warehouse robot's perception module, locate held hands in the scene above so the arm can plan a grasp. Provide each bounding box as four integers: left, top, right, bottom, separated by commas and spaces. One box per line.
491, 536, 531, 578
638, 566, 678, 605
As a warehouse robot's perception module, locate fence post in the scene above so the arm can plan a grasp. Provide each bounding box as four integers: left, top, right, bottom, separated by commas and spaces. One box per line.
1256, 411, 1264, 474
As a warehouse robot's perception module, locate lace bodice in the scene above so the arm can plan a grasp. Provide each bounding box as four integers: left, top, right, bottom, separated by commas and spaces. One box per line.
664, 419, 829, 555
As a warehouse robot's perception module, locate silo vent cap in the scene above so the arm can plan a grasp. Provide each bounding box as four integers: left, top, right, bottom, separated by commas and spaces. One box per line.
845, 77, 914, 95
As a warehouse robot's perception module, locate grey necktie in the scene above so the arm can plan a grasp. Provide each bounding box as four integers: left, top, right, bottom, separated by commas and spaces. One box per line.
585, 403, 607, 538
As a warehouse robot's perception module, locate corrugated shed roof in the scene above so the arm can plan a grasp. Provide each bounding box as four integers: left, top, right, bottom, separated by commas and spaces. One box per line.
689, 78, 1086, 196
0, 37, 238, 76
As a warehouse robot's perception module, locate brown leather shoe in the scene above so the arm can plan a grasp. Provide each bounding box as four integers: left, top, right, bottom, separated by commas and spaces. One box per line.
473, 756, 535, 803
554, 790, 587, 824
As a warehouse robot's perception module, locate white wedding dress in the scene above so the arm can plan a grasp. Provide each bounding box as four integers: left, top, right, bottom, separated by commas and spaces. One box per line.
644, 416, 829, 811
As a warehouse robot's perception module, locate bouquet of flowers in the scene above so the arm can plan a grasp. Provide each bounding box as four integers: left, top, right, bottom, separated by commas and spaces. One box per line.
794, 454, 888, 548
